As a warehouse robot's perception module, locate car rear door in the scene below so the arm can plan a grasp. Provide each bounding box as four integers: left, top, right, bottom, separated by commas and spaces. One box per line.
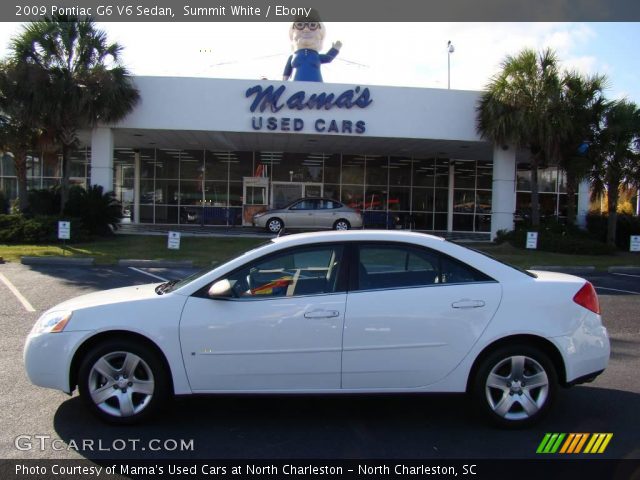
342, 243, 502, 389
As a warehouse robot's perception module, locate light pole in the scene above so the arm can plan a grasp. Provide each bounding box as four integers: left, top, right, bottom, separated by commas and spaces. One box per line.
447, 40, 455, 89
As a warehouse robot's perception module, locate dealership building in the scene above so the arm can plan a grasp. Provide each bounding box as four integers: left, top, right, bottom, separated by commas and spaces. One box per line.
0, 76, 591, 239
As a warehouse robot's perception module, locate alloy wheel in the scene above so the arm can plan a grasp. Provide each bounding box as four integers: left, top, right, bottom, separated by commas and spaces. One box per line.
88, 351, 155, 418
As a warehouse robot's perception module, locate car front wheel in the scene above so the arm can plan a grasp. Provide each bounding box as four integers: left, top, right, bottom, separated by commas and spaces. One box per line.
266, 218, 283, 233
78, 339, 170, 424
472, 345, 557, 428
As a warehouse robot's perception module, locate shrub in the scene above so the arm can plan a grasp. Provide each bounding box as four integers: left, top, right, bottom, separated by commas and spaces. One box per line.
0, 191, 7, 214
0, 214, 90, 244
27, 188, 61, 216
502, 218, 615, 255
586, 213, 640, 250
63, 185, 123, 236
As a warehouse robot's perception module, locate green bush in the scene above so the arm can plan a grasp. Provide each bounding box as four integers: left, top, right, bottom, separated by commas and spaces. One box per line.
0, 214, 90, 244
501, 219, 615, 255
64, 185, 122, 236
586, 213, 640, 250
0, 191, 8, 214
27, 188, 61, 216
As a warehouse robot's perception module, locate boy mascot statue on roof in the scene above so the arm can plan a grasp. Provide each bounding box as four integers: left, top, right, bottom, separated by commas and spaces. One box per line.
282, 10, 341, 82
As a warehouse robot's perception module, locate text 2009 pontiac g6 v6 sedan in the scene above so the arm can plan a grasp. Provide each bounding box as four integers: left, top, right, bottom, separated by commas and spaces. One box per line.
24, 231, 609, 427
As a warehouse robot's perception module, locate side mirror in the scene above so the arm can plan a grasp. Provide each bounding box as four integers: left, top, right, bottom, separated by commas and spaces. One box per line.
208, 279, 233, 298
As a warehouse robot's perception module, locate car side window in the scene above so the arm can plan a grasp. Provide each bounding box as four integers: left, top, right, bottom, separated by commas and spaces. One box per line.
357, 244, 492, 291
290, 199, 317, 210
358, 245, 439, 290
225, 245, 344, 298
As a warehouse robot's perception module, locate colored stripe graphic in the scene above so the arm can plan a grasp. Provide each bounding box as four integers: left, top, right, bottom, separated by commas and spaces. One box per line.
538, 433, 613, 454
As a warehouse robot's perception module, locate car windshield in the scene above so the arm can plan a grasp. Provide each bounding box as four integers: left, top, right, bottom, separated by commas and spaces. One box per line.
158, 240, 274, 294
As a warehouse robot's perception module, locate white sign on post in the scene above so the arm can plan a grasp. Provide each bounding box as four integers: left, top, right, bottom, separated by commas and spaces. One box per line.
167, 231, 181, 250
526, 232, 538, 249
630, 235, 640, 252
58, 221, 71, 240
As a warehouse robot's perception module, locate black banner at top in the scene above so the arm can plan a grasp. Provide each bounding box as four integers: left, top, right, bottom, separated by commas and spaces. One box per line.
4, 0, 640, 22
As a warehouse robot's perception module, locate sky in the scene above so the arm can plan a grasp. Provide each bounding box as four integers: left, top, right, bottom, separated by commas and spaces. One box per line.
0, 22, 639, 103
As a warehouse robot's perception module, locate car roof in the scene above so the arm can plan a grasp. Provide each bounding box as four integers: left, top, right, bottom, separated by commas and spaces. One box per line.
271, 229, 445, 245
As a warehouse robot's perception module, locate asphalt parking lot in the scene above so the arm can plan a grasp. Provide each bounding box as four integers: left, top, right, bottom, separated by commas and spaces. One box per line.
0, 262, 638, 460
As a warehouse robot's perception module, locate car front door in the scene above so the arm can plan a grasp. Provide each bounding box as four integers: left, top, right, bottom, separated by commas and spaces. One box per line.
180, 243, 347, 391
342, 243, 502, 389
287, 199, 318, 228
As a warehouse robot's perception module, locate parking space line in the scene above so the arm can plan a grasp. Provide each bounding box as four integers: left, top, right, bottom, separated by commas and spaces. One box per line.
128, 267, 168, 282
611, 272, 640, 279
0, 272, 36, 312
595, 286, 640, 295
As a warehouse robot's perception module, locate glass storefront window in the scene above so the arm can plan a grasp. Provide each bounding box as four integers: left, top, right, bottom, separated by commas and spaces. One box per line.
388, 187, 410, 211
477, 161, 493, 189
389, 156, 411, 186
180, 180, 203, 205
341, 155, 365, 185
228, 151, 254, 180
453, 189, 475, 213
155, 179, 179, 205
205, 151, 230, 182
412, 187, 434, 212
434, 189, 448, 212
453, 161, 475, 189
435, 159, 450, 188
43, 152, 61, 178
341, 185, 363, 209
204, 181, 228, 206
2, 153, 16, 176
412, 158, 435, 188
365, 156, 387, 186
155, 149, 180, 179
180, 150, 204, 180
323, 154, 340, 184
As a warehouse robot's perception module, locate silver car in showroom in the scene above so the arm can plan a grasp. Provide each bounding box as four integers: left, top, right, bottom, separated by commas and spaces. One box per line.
253, 198, 363, 233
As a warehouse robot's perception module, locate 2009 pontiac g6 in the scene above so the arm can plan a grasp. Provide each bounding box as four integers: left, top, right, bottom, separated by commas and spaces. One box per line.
24, 231, 609, 427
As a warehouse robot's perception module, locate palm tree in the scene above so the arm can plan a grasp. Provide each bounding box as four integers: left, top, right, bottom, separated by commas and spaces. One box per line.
0, 61, 46, 212
477, 48, 563, 228
554, 72, 606, 226
8, 14, 140, 212
589, 100, 640, 246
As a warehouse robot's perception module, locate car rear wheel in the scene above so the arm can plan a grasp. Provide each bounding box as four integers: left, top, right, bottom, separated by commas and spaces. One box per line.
333, 219, 351, 230
472, 345, 557, 428
266, 218, 283, 233
78, 339, 170, 424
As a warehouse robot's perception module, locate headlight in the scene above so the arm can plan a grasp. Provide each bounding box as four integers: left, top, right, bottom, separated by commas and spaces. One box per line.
31, 311, 73, 335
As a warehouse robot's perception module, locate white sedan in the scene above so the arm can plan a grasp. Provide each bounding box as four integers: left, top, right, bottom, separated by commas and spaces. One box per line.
24, 231, 609, 427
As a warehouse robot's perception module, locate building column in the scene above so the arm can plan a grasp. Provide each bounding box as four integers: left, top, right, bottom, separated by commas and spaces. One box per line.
577, 179, 591, 229
90, 127, 114, 191
490, 144, 516, 240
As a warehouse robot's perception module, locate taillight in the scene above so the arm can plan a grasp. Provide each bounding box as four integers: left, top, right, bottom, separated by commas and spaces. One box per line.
573, 282, 600, 314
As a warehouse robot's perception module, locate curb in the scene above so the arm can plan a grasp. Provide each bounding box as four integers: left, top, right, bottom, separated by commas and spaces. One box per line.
528, 265, 596, 274
21, 256, 95, 266
117, 259, 194, 268
608, 266, 640, 274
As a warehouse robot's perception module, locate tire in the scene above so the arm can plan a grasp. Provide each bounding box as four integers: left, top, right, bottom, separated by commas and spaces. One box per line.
78, 339, 170, 424
266, 217, 283, 233
333, 219, 351, 231
471, 345, 557, 428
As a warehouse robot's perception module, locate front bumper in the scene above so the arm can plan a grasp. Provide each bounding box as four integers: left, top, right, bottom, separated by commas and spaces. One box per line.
24, 330, 89, 394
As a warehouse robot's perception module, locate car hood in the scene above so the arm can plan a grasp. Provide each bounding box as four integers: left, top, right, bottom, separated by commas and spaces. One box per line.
46, 283, 162, 313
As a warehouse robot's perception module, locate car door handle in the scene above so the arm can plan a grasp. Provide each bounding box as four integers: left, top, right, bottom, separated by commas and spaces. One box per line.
451, 300, 485, 309
304, 309, 340, 319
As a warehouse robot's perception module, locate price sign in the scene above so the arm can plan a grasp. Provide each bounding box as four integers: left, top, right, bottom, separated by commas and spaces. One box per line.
58, 221, 71, 240
167, 231, 181, 250
526, 232, 538, 249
